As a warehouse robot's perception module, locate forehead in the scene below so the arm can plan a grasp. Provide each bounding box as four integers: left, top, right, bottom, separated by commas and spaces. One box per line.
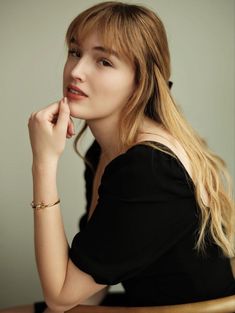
70, 32, 102, 50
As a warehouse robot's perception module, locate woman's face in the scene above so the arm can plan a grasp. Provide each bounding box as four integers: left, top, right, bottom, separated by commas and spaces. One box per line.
63, 31, 135, 121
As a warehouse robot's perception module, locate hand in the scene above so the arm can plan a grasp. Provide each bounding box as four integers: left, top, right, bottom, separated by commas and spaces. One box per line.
28, 97, 75, 164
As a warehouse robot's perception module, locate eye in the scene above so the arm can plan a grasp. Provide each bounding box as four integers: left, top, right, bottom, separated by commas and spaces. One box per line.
68, 49, 80, 58
98, 58, 112, 67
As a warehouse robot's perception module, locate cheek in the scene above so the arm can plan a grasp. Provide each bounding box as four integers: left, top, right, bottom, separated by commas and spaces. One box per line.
62, 70, 67, 94
97, 72, 134, 102
63, 62, 71, 90
63, 64, 68, 83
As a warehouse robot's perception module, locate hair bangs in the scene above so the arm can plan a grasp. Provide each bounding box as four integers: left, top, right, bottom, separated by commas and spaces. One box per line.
66, 6, 137, 66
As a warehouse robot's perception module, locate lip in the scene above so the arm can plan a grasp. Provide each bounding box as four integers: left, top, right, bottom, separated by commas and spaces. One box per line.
67, 91, 88, 101
67, 84, 88, 97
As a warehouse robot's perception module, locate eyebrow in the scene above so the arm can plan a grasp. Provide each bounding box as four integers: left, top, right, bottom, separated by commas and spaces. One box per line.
70, 38, 120, 59
92, 46, 120, 59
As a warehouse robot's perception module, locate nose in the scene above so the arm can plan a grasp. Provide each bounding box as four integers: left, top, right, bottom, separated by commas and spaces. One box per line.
70, 58, 87, 82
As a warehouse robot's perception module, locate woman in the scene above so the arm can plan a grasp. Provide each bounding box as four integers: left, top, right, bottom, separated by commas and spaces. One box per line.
2, 1, 235, 313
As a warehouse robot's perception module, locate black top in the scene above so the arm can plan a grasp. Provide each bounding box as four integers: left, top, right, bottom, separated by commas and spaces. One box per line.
69, 140, 235, 306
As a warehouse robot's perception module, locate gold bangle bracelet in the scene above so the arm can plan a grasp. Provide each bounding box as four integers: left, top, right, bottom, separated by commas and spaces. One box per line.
31, 199, 60, 210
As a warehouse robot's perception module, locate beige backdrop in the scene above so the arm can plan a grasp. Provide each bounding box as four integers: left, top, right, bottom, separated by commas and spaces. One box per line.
0, 0, 234, 308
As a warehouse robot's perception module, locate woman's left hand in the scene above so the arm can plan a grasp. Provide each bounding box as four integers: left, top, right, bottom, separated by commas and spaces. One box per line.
28, 97, 75, 165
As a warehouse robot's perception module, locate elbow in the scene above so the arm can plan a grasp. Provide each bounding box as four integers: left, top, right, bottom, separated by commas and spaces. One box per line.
46, 301, 71, 313
45, 295, 81, 313
45, 297, 64, 313
45, 297, 80, 313
46, 304, 64, 313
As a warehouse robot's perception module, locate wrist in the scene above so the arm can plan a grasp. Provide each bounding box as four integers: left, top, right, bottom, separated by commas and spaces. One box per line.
32, 161, 58, 179
32, 157, 58, 171
32, 161, 59, 204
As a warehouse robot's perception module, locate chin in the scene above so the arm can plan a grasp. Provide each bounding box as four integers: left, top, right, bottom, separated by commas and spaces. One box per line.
66, 100, 82, 118
69, 111, 86, 120
68, 108, 92, 120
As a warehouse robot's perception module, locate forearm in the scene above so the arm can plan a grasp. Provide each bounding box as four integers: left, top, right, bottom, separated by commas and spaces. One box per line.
32, 161, 69, 303
28, 101, 107, 312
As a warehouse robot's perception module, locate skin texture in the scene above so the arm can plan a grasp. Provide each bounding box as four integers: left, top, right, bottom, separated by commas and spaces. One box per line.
24, 31, 137, 313
3, 30, 234, 313
25, 31, 185, 313
63, 31, 136, 161
0, 31, 204, 313
63, 31, 135, 122
0, 30, 137, 313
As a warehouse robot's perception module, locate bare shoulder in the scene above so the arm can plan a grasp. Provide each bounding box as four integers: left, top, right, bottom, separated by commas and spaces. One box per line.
171, 138, 193, 178
137, 126, 211, 206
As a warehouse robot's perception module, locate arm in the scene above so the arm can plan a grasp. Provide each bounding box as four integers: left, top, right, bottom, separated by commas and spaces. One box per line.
28, 98, 107, 312
79, 287, 109, 305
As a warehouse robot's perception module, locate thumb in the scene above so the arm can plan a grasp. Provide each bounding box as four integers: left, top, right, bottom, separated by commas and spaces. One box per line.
55, 97, 70, 133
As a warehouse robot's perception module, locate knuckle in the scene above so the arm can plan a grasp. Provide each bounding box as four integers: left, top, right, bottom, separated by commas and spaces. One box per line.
34, 111, 45, 121
61, 106, 70, 114
60, 110, 69, 118
29, 112, 35, 120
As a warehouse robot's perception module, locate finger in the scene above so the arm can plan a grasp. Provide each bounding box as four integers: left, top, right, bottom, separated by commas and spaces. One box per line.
66, 118, 75, 139
38, 102, 60, 117
67, 117, 75, 136
55, 97, 70, 134
45, 102, 61, 123
30, 101, 60, 124
51, 113, 59, 125
66, 133, 72, 139
44, 101, 60, 112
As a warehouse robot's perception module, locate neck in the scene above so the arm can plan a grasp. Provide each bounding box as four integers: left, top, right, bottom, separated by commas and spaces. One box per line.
87, 116, 164, 163
87, 116, 123, 163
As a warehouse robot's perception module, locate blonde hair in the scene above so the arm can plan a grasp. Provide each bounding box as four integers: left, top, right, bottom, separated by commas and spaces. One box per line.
65, 1, 235, 257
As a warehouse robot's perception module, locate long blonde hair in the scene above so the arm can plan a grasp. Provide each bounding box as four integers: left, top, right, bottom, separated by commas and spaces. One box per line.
65, 1, 235, 257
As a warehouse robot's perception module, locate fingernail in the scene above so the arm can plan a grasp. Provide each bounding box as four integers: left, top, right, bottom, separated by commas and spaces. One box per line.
64, 97, 67, 103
